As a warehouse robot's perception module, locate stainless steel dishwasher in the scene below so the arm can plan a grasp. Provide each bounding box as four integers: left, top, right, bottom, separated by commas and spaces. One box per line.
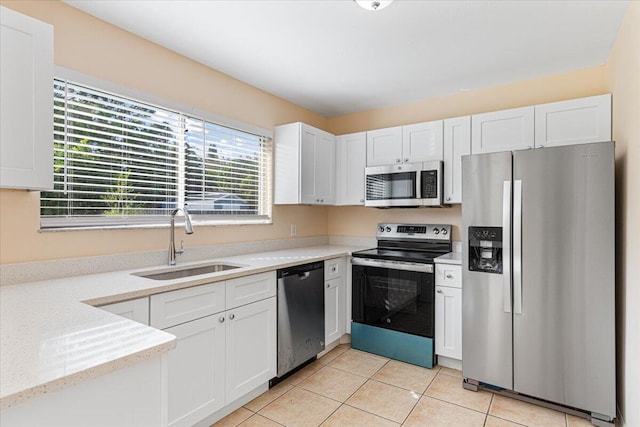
277, 261, 325, 377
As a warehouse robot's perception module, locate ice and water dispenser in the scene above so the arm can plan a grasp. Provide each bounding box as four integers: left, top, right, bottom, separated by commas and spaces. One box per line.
468, 227, 503, 274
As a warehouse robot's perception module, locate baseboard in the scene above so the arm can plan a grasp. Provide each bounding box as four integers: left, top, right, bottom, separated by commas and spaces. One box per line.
194, 382, 269, 427
436, 355, 462, 371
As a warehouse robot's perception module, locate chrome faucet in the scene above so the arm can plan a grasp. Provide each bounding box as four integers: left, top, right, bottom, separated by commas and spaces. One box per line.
169, 207, 194, 266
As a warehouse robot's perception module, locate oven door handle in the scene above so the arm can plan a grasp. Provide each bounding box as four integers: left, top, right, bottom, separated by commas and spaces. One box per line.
351, 257, 434, 273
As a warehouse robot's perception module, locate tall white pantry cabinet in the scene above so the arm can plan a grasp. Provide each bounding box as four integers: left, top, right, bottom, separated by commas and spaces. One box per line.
0, 6, 54, 190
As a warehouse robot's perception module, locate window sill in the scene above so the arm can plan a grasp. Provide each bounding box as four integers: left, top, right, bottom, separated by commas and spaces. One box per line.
38, 218, 273, 232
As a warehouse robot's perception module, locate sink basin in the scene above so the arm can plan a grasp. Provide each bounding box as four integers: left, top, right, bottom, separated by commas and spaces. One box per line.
133, 263, 243, 281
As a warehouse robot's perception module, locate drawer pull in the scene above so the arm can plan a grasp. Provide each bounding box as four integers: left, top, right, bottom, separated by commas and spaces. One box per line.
446, 274, 453, 279
219, 316, 225, 323
437, 289, 443, 293
229, 314, 235, 320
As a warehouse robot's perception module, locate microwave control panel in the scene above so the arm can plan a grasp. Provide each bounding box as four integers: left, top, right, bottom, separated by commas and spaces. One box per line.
421, 170, 438, 198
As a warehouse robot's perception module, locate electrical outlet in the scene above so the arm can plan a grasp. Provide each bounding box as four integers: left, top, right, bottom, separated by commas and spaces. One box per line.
290, 224, 297, 236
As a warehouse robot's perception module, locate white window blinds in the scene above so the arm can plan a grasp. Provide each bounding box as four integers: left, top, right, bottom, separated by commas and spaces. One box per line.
41, 79, 272, 229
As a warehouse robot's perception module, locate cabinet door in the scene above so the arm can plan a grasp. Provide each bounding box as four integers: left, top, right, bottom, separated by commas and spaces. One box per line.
0, 7, 53, 190
472, 107, 534, 154
165, 315, 226, 427
402, 121, 444, 163
226, 297, 276, 402
443, 117, 470, 204
335, 132, 366, 205
300, 124, 335, 204
435, 286, 462, 360
534, 94, 611, 148
324, 277, 343, 346
99, 297, 149, 325
315, 130, 335, 204
366, 127, 403, 166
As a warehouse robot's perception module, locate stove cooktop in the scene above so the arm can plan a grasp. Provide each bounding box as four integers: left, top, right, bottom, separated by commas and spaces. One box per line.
351, 248, 443, 264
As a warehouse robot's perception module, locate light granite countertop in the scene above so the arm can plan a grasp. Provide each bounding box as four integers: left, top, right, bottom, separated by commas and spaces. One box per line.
0, 245, 363, 409
434, 252, 462, 265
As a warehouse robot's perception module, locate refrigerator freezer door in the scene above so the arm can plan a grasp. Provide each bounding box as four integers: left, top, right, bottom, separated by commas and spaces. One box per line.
461, 151, 513, 390
512, 142, 615, 418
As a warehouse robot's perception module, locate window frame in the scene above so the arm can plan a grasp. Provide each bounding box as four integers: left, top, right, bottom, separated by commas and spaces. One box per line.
40, 67, 273, 231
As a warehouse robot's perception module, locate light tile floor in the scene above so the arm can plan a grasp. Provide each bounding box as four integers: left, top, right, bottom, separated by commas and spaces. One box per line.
213, 345, 594, 427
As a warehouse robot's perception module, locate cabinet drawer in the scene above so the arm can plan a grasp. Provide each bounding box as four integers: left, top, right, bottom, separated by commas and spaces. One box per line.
436, 264, 461, 288
151, 282, 226, 329
99, 297, 149, 325
226, 271, 276, 309
324, 257, 345, 281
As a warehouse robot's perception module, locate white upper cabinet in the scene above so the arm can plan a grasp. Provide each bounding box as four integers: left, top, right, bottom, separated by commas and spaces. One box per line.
274, 122, 335, 205
471, 107, 534, 154
534, 94, 612, 148
402, 121, 444, 163
443, 116, 470, 204
366, 126, 403, 166
335, 132, 366, 205
0, 7, 54, 190
366, 121, 443, 166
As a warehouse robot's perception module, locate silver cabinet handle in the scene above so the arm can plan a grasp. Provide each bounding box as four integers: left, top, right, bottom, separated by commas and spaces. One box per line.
229, 314, 235, 320
326, 283, 330, 288
404, 158, 409, 162
513, 180, 523, 315
396, 158, 401, 163
503, 180, 512, 313
219, 316, 225, 323
320, 199, 324, 203
436, 289, 443, 293
446, 274, 453, 279
446, 196, 451, 201
360, 198, 364, 203
538, 145, 544, 148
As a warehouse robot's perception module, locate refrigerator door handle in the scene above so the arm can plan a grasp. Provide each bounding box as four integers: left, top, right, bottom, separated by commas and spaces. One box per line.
513, 180, 523, 315
502, 181, 512, 313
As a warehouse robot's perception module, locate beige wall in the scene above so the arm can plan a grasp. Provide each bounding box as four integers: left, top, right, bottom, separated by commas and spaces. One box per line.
326, 67, 608, 243
605, 2, 640, 425
0, 1, 330, 264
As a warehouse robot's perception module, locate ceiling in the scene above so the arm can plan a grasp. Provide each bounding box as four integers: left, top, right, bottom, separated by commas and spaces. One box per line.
63, 1, 629, 118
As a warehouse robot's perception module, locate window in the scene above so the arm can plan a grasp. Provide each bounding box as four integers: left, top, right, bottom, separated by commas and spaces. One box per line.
41, 79, 272, 229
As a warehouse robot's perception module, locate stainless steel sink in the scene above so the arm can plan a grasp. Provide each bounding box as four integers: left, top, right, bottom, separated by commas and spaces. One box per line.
133, 263, 244, 281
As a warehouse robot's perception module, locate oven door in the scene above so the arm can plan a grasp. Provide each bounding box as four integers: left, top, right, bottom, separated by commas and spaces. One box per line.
352, 258, 435, 338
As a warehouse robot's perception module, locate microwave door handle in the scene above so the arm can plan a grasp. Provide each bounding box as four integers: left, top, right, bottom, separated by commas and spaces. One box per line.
416, 171, 422, 199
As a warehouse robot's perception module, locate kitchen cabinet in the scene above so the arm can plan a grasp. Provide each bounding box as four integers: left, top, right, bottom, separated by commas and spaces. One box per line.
443, 116, 471, 204
435, 263, 462, 361
225, 297, 276, 402
471, 106, 534, 154
534, 94, 611, 148
165, 314, 226, 427
0, 7, 53, 190
274, 122, 335, 205
98, 297, 149, 325
335, 132, 366, 205
366, 121, 443, 166
149, 271, 276, 427
324, 257, 346, 346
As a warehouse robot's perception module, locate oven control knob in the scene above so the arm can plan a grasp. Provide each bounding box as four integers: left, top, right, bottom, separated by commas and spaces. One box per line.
441, 228, 448, 235
386, 226, 391, 232
433, 228, 440, 235
379, 226, 385, 232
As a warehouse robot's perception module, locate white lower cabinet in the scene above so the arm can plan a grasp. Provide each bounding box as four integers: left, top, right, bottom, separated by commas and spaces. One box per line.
435, 286, 462, 360
150, 272, 277, 427
225, 297, 277, 402
165, 315, 226, 427
324, 257, 346, 346
435, 263, 462, 361
324, 277, 342, 345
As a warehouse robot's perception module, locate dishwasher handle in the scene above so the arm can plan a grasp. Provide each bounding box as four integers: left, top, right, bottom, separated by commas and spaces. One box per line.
277, 261, 324, 279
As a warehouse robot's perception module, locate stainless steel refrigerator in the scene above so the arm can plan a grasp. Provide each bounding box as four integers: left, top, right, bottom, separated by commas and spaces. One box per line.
461, 141, 616, 425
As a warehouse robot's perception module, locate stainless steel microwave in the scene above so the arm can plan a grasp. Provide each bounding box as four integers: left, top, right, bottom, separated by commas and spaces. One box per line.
364, 161, 444, 207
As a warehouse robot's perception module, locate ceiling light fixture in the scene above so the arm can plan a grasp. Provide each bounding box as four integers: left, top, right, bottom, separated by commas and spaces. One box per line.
355, 0, 394, 11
